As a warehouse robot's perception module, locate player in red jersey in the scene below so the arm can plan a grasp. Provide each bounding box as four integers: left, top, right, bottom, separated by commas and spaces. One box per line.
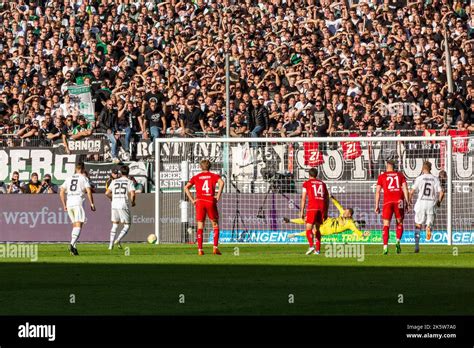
184, 159, 225, 256
374, 160, 410, 255
299, 167, 329, 255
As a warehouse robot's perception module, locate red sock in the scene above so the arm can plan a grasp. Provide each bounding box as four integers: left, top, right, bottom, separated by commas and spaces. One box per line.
306, 230, 314, 248
213, 228, 219, 247
383, 226, 389, 245
315, 230, 321, 252
197, 229, 203, 250
396, 223, 403, 240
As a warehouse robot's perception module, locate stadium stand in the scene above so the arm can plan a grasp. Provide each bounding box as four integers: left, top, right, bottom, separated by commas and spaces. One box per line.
0, 0, 473, 161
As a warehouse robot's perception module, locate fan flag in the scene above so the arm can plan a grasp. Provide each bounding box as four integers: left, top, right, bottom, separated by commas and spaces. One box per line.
448, 130, 469, 153
341, 133, 362, 160
304, 142, 324, 166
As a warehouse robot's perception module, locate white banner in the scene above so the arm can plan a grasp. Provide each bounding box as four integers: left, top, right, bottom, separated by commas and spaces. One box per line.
67, 85, 95, 122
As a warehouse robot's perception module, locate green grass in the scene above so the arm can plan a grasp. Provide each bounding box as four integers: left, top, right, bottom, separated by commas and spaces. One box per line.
0, 244, 473, 315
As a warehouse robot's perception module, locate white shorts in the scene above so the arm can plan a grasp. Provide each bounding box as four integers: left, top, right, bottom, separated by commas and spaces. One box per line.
111, 209, 131, 224
414, 201, 436, 226
67, 206, 86, 223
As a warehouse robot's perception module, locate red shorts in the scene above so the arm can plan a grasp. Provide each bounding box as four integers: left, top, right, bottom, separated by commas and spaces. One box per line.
306, 209, 324, 225
382, 200, 405, 221
195, 200, 219, 222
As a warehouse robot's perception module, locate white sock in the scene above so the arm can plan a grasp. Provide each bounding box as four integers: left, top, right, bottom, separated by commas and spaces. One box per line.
396, 238, 400, 243
383, 245, 388, 249
71, 227, 81, 247
116, 224, 130, 243
109, 224, 119, 249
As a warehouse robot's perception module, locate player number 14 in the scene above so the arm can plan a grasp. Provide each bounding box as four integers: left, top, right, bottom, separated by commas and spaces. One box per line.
312, 184, 324, 197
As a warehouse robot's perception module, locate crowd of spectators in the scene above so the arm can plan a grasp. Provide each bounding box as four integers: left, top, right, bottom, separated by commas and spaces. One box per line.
0, 0, 474, 160
0, 171, 58, 194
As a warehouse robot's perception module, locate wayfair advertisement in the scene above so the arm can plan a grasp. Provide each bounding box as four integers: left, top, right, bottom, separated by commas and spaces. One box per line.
0, 195, 155, 242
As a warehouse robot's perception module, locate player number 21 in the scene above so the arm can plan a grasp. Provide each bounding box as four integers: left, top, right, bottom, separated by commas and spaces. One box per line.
387, 176, 400, 190
312, 184, 324, 197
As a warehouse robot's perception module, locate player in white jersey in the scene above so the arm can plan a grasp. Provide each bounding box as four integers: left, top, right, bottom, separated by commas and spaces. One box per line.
59, 163, 96, 256
409, 161, 445, 253
105, 165, 136, 250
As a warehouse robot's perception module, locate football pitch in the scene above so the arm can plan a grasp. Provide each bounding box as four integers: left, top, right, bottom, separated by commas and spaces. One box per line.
0, 244, 473, 316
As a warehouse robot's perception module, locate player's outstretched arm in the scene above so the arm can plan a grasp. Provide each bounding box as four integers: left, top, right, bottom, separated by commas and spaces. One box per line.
299, 190, 307, 219
437, 189, 445, 207
216, 178, 224, 202
288, 231, 306, 238
402, 182, 410, 210
59, 187, 67, 211
184, 182, 195, 205
324, 185, 329, 219
348, 220, 365, 238
330, 195, 345, 215
105, 188, 112, 201
408, 188, 415, 206
86, 187, 96, 211
130, 190, 136, 207
374, 185, 381, 214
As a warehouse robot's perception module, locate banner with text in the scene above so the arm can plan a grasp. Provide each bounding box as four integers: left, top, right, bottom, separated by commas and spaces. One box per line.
0, 148, 77, 184
67, 85, 95, 122
0, 194, 154, 242
85, 161, 149, 192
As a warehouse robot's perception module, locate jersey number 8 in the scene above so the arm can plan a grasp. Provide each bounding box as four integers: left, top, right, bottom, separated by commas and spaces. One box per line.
70, 179, 78, 192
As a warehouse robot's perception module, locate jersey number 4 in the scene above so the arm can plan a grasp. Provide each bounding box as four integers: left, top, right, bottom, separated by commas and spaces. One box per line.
202, 180, 210, 194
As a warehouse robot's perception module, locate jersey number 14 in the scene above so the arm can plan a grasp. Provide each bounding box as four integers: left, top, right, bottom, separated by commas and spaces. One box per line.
312, 184, 324, 197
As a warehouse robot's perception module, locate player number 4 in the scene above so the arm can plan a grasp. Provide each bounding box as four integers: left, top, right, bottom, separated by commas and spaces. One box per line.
202, 180, 210, 194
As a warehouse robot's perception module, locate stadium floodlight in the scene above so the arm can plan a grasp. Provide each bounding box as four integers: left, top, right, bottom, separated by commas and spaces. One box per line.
154, 136, 474, 247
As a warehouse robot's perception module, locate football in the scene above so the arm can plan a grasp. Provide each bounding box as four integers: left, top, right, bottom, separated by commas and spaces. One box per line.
147, 234, 157, 244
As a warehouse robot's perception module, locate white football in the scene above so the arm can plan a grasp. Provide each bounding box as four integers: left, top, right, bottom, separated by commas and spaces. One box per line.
147, 234, 157, 244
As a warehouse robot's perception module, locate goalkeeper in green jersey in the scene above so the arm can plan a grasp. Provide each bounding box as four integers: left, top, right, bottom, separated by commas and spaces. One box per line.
287, 196, 370, 238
